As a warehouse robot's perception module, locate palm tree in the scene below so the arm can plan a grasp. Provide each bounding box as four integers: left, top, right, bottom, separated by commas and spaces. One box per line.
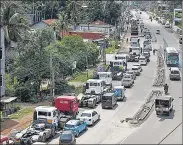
0, 1, 30, 69
52, 11, 69, 39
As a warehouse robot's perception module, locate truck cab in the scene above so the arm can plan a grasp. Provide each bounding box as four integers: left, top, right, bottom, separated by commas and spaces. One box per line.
115, 54, 129, 64
97, 72, 112, 86
113, 86, 126, 101
155, 95, 174, 116
55, 96, 79, 118
85, 79, 105, 95
33, 106, 59, 128
110, 60, 126, 80
101, 93, 117, 109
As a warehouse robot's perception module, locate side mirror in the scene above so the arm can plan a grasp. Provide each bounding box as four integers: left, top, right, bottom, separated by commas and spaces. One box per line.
172, 98, 174, 101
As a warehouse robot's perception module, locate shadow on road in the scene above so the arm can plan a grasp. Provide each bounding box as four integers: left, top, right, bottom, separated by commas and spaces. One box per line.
158, 110, 175, 122
88, 119, 101, 128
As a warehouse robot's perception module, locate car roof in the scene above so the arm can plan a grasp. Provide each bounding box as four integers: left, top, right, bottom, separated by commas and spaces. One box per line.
87, 79, 103, 83
170, 67, 179, 71
61, 130, 73, 134
82, 110, 94, 114
114, 86, 124, 89
56, 96, 76, 100
156, 95, 173, 101
66, 120, 79, 125
103, 93, 114, 96
133, 63, 140, 66
132, 66, 139, 68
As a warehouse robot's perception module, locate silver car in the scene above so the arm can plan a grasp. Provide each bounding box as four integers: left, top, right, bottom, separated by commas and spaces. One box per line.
126, 70, 136, 80
169, 67, 181, 80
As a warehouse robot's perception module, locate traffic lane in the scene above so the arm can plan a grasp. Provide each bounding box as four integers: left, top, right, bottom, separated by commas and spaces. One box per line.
160, 124, 182, 144
121, 11, 182, 144
143, 14, 182, 68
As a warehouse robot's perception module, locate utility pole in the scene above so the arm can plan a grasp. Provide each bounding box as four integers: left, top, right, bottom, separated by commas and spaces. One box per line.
85, 56, 88, 79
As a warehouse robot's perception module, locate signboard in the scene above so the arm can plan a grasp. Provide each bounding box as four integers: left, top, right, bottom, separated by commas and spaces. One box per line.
174, 9, 182, 21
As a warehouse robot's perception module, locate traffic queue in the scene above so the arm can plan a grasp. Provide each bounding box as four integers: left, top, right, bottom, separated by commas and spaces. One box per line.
1, 11, 154, 145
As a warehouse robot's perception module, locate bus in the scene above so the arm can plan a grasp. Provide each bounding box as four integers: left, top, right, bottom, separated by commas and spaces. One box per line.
164, 47, 179, 67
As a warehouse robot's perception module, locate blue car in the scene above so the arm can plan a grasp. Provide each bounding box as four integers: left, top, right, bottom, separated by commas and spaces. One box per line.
63, 120, 87, 137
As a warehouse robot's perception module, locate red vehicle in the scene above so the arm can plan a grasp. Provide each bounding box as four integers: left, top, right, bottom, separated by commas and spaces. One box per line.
54, 96, 79, 129
0, 135, 14, 144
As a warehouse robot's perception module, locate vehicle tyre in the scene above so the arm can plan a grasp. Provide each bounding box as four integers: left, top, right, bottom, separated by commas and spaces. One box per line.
42, 133, 46, 142
156, 111, 159, 115
92, 120, 94, 126
75, 131, 79, 137
85, 126, 88, 131
27, 140, 32, 145
167, 111, 170, 116
52, 127, 56, 138
98, 115, 100, 120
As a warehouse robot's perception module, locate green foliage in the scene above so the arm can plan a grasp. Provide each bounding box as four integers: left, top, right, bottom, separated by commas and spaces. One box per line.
8, 107, 32, 120
5, 74, 18, 96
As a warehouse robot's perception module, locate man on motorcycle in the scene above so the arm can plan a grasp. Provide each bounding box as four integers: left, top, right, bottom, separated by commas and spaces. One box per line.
164, 83, 169, 94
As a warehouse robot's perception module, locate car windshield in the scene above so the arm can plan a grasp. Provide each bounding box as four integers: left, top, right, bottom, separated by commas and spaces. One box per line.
132, 67, 138, 70
64, 124, 75, 128
127, 71, 133, 74
171, 70, 179, 74
60, 133, 72, 141
155, 100, 170, 107
81, 113, 91, 117
139, 57, 145, 60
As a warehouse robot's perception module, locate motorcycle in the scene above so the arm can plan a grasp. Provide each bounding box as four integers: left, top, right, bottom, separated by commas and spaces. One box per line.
164, 88, 168, 95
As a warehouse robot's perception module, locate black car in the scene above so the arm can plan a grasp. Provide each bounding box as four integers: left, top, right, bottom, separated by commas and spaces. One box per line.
59, 130, 76, 145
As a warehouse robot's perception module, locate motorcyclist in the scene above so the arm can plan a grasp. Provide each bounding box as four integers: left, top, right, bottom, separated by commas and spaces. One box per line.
164, 83, 169, 93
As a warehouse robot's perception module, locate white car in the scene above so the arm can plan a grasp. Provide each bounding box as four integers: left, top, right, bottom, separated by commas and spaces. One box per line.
139, 56, 147, 65
133, 63, 142, 72
78, 110, 100, 126
165, 23, 170, 28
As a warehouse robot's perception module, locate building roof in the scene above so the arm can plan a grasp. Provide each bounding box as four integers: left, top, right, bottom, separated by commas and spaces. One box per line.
62, 31, 106, 40
0, 97, 17, 103
42, 19, 57, 26
91, 20, 105, 25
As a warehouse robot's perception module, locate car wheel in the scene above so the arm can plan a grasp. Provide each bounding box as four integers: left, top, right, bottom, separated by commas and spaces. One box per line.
75, 131, 79, 137
42, 133, 46, 142
167, 111, 170, 116
92, 121, 94, 126
52, 127, 56, 138
98, 115, 100, 120
156, 111, 159, 115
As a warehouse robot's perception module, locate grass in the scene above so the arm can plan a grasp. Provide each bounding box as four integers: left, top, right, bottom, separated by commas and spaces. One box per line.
8, 107, 33, 120
74, 86, 83, 95
69, 69, 93, 83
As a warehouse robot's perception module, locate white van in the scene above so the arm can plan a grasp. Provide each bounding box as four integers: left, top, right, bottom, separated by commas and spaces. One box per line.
115, 54, 130, 63
121, 74, 134, 88
139, 55, 147, 65
85, 79, 105, 95
33, 106, 59, 127
169, 67, 181, 80
97, 72, 112, 86
129, 46, 141, 56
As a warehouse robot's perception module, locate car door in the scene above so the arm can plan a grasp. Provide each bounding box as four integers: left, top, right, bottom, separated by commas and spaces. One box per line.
79, 121, 85, 132
92, 111, 97, 122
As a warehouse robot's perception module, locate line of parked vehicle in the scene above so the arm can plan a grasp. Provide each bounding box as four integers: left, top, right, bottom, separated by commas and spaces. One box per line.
3, 12, 154, 145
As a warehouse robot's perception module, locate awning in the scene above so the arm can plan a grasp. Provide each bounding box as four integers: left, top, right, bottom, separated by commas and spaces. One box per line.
0, 97, 17, 103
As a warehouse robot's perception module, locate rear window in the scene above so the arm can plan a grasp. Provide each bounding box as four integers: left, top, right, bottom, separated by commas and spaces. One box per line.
102, 96, 112, 100
132, 67, 138, 70
60, 133, 72, 141
139, 57, 145, 60
171, 70, 179, 74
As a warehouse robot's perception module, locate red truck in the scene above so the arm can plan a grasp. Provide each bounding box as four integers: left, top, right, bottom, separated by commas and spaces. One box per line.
54, 96, 79, 129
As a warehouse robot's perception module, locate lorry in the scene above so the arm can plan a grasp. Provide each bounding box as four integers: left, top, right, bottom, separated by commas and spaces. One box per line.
155, 95, 174, 116
97, 72, 112, 87
130, 18, 138, 36
109, 60, 126, 80
101, 93, 117, 109
129, 46, 141, 62
113, 86, 126, 101
33, 96, 79, 130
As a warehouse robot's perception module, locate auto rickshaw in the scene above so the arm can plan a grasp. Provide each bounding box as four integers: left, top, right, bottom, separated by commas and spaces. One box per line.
156, 29, 160, 34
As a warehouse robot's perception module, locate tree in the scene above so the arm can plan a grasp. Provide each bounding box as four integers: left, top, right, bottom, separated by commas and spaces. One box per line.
14, 28, 55, 101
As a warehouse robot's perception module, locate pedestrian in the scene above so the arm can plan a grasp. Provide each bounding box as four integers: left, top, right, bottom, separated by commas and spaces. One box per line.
127, 26, 128, 30
126, 38, 128, 43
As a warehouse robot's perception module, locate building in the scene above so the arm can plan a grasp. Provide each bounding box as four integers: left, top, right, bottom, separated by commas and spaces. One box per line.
76, 20, 115, 35
31, 19, 57, 29
62, 31, 107, 56
0, 27, 5, 97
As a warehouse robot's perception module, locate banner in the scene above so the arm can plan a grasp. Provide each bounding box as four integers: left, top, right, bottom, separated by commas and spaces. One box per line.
174, 9, 182, 21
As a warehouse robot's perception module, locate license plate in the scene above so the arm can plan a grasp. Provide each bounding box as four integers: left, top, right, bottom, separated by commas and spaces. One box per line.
15, 140, 20, 143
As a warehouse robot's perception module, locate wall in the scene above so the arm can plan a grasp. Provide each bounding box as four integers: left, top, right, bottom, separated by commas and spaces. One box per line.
0, 27, 5, 97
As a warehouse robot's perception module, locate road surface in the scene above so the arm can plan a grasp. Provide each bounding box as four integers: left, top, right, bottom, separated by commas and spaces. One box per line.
121, 11, 182, 144
49, 11, 158, 145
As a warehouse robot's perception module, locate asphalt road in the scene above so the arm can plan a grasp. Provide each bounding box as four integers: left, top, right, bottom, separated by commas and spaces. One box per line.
48, 11, 158, 144
121, 11, 182, 144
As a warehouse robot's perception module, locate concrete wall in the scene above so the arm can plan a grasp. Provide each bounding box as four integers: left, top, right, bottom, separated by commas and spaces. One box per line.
0, 27, 5, 97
